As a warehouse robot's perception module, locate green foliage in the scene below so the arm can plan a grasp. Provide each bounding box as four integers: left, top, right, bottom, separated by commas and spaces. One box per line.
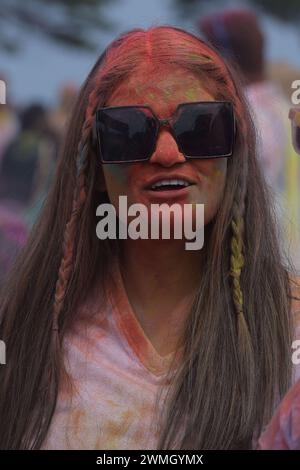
251, 0, 300, 21
0, 0, 118, 53
173, 0, 300, 21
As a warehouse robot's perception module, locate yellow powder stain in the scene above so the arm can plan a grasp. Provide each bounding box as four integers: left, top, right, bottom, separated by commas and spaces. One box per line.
70, 409, 86, 437
212, 168, 223, 178
105, 399, 119, 408
185, 88, 200, 101
95, 410, 133, 450
163, 89, 173, 98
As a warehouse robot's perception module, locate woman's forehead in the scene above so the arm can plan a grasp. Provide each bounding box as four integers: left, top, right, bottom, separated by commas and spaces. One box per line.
107, 67, 214, 115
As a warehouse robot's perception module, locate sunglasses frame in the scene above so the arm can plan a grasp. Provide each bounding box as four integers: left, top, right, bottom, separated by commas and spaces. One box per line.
289, 107, 300, 155
95, 101, 236, 164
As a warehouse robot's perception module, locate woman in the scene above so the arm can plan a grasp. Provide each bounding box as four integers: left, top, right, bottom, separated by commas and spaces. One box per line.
0, 26, 299, 450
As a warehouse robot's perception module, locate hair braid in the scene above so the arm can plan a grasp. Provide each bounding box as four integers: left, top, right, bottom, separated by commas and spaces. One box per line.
228, 102, 248, 320
229, 101, 255, 429
52, 82, 105, 334
230, 201, 245, 315
52, 118, 92, 333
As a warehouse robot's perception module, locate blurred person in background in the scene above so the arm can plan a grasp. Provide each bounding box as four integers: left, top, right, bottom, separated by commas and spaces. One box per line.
0, 73, 19, 166
258, 107, 300, 449
199, 8, 300, 271
49, 81, 78, 141
0, 203, 28, 284
0, 103, 58, 227
268, 61, 300, 103
0, 74, 24, 283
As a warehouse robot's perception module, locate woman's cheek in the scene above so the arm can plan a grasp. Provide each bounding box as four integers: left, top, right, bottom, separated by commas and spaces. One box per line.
205, 185, 222, 224
206, 166, 227, 222
192, 160, 227, 224
104, 164, 129, 186
102, 165, 130, 205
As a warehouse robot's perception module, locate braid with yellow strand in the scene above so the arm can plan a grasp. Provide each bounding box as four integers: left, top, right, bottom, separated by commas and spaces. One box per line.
230, 206, 245, 316
229, 105, 255, 428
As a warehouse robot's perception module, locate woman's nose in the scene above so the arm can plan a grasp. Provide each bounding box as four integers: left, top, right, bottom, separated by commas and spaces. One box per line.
149, 129, 186, 167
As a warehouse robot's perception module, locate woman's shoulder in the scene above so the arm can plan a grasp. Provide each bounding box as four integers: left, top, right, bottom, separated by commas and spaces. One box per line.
258, 377, 300, 449
258, 275, 300, 449
289, 274, 300, 384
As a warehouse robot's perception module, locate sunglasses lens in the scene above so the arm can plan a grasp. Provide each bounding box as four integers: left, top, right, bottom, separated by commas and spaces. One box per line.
174, 102, 234, 157
96, 107, 156, 162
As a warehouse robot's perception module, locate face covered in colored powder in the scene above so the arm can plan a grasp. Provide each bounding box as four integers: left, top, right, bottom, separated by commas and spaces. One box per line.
98, 66, 228, 228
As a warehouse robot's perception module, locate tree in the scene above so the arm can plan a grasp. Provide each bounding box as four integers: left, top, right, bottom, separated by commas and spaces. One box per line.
172, 0, 300, 22
0, 0, 118, 53
251, 0, 300, 21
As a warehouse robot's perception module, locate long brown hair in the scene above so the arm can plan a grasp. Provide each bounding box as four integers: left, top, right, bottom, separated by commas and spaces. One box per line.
0, 26, 296, 449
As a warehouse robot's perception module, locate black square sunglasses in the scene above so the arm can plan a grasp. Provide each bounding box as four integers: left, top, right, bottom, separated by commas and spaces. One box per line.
94, 101, 236, 164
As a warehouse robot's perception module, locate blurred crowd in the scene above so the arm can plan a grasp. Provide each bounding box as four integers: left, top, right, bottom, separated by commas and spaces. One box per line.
0, 7, 300, 282
0, 81, 78, 282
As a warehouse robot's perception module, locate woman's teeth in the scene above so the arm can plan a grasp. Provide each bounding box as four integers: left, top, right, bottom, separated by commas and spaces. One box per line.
150, 179, 191, 190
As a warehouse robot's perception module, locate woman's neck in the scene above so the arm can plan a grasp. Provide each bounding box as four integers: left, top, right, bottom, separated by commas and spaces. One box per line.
118, 238, 203, 356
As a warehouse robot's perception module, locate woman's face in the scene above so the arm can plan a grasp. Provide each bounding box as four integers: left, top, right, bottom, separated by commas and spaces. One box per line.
98, 66, 228, 226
